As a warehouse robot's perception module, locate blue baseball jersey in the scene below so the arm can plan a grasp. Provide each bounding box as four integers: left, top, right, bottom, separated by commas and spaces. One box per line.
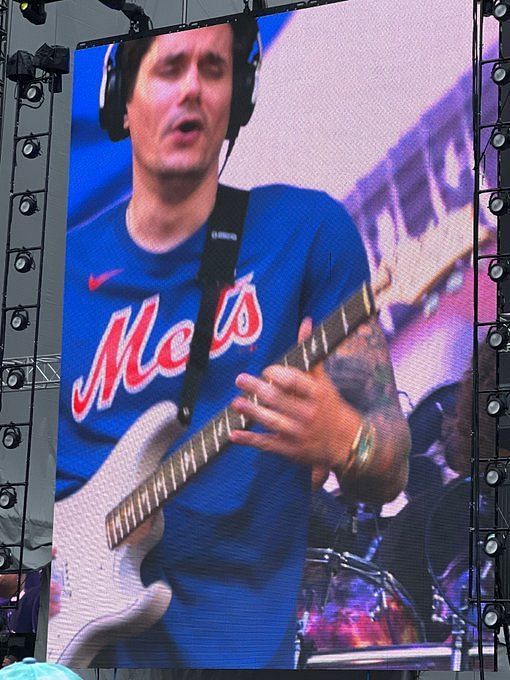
57, 183, 369, 668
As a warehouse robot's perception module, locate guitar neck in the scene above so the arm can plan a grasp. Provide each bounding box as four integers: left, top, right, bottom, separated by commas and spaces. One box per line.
105, 281, 375, 550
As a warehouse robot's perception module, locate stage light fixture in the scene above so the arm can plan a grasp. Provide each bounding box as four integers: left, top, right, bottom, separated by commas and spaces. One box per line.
489, 191, 510, 216
487, 324, 510, 349
0, 487, 17, 511
492, 62, 510, 85
19, 193, 38, 217
489, 258, 510, 282
485, 461, 508, 486
483, 603, 507, 629
14, 250, 35, 274
21, 82, 43, 104
486, 393, 508, 417
20, 0, 47, 25
21, 137, 41, 160
2, 425, 22, 450
483, 532, 507, 558
10, 308, 29, 332
6, 51, 35, 83
494, 1, 510, 20
0, 547, 13, 572
491, 127, 510, 150
5, 368, 25, 391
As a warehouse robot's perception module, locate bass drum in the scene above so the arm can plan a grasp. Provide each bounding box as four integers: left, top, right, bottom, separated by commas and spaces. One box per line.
296, 548, 424, 666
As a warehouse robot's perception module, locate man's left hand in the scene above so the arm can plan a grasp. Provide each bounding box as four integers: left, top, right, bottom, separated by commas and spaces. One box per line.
229, 317, 361, 472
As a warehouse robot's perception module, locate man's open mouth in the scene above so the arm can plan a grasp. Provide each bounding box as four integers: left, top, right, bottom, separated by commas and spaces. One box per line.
175, 119, 203, 133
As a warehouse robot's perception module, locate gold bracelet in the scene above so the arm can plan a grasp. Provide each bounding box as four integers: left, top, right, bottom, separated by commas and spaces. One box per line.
334, 418, 375, 478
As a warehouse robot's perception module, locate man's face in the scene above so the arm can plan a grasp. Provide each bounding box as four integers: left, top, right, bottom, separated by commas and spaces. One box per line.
124, 25, 233, 181
2, 656, 14, 667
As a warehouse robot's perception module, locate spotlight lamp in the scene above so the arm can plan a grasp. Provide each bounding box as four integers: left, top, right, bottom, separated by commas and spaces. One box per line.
489, 191, 510, 216
10, 307, 29, 332
483, 532, 507, 558
14, 250, 35, 274
487, 393, 508, 417
21, 137, 41, 160
21, 81, 43, 104
5, 368, 25, 391
20, 0, 47, 25
491, 127, 510, 150
0, 487, 17, 511
487, 323, 509, 349
493, 1, 510, 20
488, 258, 510, 282
492, 62, 510, 85
18, 193, 38, 217
485, 461, 508, 486
2, 425, 22, 450
483, 603, 507, 629
0, 547, 13, 572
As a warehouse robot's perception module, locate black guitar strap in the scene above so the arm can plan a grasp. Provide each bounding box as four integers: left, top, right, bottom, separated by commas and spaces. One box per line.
177, 184, 250, 426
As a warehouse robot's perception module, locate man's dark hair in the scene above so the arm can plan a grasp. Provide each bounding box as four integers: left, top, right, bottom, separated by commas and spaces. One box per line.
121, 16, 258, 104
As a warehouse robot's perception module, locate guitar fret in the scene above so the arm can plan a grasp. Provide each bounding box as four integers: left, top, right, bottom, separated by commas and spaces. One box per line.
128, 497, 137, 526
120, 503, 130, 533
149, 475, 159, 508
114, 511, 123, 541
189, 441, 197, 473
302, 343, 310, 371
152, 475, 160, 505
225, 409, 232, 436
157, 468, 168, 500
200, 431, 208, 462
169, 458, 177, 490
212, 420, 220, 451
179, 453, 187, 483
341, 306, 349, 336
321, 324, 328, 353
310, 334, 318, 357
135, 487, 143, 520
108, 516, 117, 548
239, 413, 246, 428
141, 484, 151, 515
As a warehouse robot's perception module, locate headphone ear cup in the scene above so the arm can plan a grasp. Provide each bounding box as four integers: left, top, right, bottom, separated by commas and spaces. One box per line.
237, 62, 257, 128
99, 43, 130, 142
226, 63, 253, 141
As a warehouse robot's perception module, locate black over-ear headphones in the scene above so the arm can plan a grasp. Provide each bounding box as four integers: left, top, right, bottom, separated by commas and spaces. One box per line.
99, 16, 262, 144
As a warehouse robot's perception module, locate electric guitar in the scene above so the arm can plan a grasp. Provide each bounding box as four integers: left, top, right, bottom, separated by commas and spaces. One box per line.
47, 282, 376, 666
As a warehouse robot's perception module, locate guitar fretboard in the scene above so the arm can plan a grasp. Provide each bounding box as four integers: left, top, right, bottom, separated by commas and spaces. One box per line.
105, 281, 375, 550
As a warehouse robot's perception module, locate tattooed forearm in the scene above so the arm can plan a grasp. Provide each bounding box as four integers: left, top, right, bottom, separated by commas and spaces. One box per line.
324, 316, 410, 503
324, 317, 400, 417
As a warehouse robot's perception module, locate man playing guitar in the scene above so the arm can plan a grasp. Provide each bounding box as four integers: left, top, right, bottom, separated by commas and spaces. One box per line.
52, 16, 410, 668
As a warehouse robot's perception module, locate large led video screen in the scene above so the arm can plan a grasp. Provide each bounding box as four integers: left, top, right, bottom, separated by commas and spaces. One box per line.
49, 0, 499, 669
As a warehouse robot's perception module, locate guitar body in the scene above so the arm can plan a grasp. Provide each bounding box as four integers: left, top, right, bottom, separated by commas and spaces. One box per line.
47, 401, 182, 666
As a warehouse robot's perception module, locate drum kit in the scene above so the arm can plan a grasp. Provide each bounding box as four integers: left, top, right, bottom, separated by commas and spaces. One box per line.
296, 384, 496, 670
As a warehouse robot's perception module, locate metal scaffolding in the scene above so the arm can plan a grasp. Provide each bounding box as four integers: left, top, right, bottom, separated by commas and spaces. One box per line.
0, 0, 10, 163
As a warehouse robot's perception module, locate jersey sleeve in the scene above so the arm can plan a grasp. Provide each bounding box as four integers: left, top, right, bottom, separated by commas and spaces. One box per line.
300, 192, 370, 325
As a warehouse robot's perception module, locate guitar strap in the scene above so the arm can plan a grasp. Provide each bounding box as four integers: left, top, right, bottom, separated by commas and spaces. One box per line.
177, 184, 250, 426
